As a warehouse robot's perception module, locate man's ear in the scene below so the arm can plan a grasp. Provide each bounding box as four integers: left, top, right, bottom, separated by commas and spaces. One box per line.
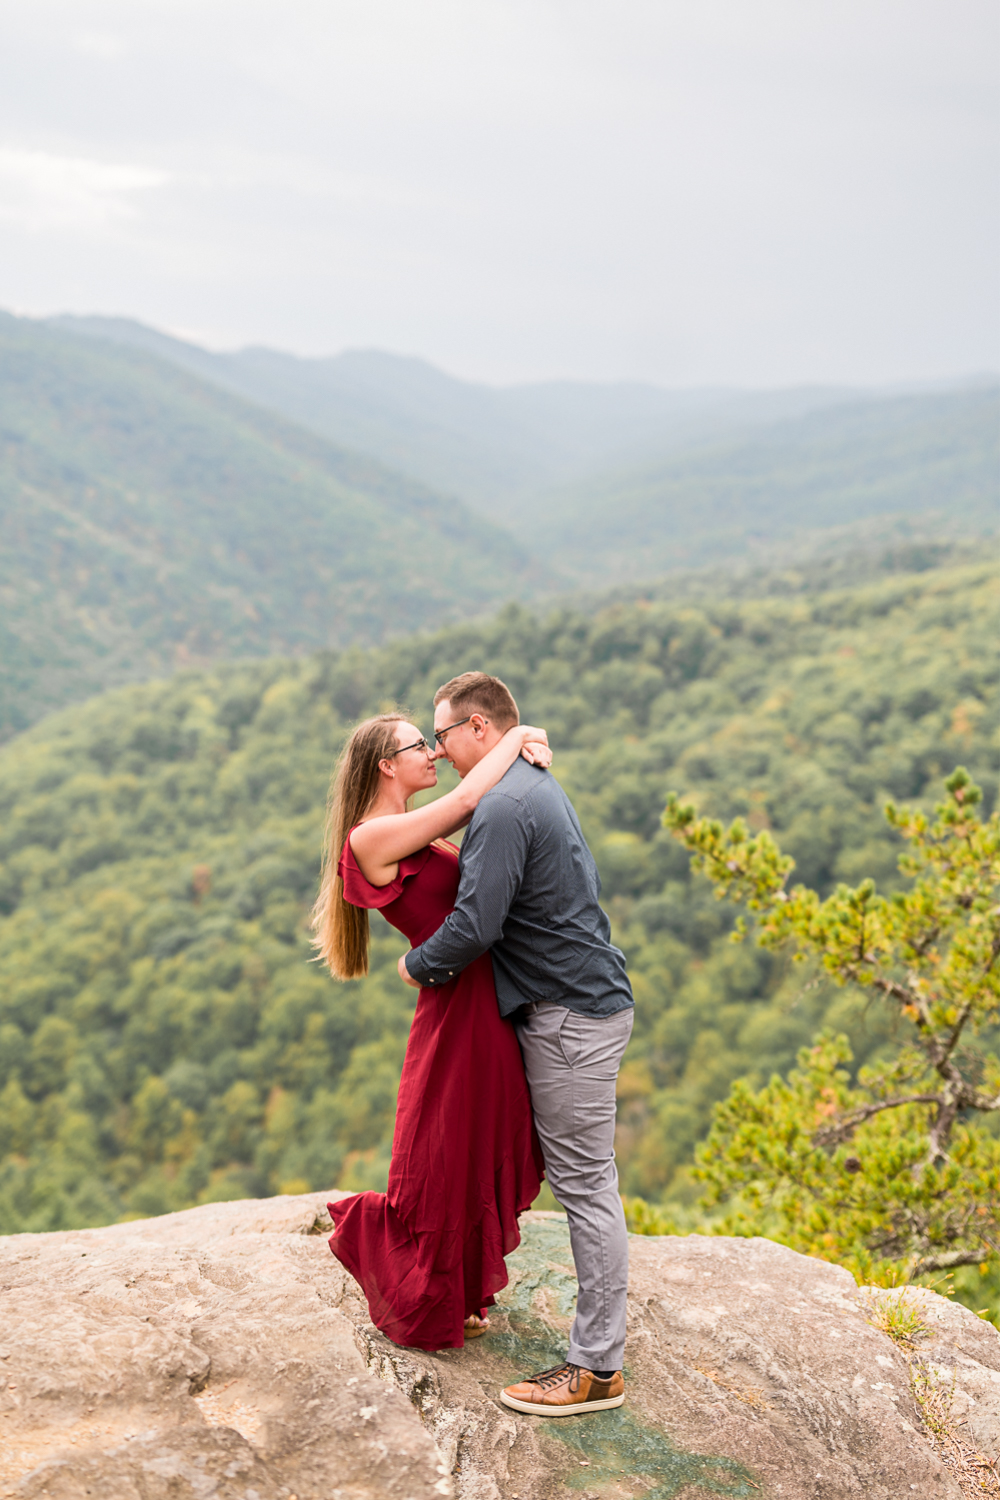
470, 714, 487, 738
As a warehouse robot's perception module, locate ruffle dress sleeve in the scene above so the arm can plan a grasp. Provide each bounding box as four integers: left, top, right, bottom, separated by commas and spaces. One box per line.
338, 837, 432, 910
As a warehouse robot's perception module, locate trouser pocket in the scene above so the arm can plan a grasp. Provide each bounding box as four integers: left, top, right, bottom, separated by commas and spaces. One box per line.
557, 1007, 633, 1074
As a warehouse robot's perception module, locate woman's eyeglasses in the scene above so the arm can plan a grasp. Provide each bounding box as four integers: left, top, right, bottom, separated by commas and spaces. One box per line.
385, 736, 433, 757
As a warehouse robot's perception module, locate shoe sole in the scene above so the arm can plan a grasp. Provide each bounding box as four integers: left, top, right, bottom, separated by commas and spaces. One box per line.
499, 1391, 625, 1416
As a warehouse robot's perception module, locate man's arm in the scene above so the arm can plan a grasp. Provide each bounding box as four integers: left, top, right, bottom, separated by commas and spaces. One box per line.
403, 792, 531, 988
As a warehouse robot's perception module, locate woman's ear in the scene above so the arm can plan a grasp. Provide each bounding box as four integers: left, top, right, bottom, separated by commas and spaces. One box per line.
378, 759, 396, 779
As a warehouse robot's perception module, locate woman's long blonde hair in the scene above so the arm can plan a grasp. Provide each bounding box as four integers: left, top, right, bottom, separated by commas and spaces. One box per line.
312, 712, 410, 979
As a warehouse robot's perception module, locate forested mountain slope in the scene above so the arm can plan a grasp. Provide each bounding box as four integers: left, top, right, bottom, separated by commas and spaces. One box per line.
522, 383, 1000, 583
0, 558, 994, 1236
0, 315, 533, 740
50, 316, 998, 583
52, 313, 861, 511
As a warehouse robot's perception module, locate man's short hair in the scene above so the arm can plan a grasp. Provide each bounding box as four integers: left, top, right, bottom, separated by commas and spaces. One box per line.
434, 672, 519, 730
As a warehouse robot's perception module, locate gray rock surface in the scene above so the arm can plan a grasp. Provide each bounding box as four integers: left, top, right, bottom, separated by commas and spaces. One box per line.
0, 1194, 995, 1498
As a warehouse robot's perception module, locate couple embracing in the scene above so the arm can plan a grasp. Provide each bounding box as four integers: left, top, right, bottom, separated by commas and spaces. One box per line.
312, 672, 634, 1416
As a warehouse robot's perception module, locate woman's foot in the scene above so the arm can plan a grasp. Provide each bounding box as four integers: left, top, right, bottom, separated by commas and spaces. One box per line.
463, 1313, 490, 1339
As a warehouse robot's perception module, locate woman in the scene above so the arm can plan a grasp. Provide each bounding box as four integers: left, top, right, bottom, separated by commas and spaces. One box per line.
312, 711, 547, 1351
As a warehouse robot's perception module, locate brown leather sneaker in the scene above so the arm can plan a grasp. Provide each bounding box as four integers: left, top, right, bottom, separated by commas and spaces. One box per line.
500, 1362, 625, 1416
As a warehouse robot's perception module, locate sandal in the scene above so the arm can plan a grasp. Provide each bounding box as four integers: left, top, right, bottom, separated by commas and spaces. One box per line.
464, 1312, 490, 1339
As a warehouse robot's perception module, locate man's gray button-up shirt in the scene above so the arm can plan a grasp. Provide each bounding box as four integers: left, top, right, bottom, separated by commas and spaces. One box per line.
405, 758, 633, 1019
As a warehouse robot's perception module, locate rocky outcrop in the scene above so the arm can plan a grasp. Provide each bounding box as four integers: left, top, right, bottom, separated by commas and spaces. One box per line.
1, 1193, 996, 1498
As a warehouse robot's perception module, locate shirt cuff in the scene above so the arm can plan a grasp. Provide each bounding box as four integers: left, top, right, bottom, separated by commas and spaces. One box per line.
405, 945, 460, 987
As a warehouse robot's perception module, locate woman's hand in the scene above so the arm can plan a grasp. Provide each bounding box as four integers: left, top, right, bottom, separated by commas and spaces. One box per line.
518, 724, 548, 747
517, 725, 552, 768
398, 953, 421, 989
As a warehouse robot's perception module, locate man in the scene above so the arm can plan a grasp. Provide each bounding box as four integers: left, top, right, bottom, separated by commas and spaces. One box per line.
397, 671, 634, 1416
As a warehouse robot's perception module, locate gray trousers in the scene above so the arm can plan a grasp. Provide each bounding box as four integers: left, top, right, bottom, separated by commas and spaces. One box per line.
514, 1000, 634, 1371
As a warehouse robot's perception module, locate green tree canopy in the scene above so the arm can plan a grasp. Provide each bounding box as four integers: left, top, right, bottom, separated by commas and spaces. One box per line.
0, 558, 994, 1323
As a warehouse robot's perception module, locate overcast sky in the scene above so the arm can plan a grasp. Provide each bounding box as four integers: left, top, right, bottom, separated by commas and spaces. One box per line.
1, 0, 997, 385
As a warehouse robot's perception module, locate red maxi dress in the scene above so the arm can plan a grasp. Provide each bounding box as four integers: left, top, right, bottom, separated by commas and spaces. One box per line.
328, 837, 544, 1351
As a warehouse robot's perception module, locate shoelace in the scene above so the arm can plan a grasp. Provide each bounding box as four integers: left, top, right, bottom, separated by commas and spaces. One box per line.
527, 1362, 582, 1392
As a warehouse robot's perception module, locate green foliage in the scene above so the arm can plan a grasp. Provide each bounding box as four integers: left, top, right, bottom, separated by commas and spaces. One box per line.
622, 1196, 681, 1236
665, 771, 1000, 1298
0, 313, 532, 740
0, 559, 995, 1280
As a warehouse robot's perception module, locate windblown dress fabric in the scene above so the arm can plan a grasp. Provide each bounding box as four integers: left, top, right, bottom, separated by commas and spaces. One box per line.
328, 837, 544, 1351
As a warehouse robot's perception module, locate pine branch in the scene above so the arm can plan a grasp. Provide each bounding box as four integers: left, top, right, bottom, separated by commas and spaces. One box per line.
964, 1088, 1000, 1113
943, 1001, 974, 1064
911, 1247, 992, 1274
812, 1094, 942, 1148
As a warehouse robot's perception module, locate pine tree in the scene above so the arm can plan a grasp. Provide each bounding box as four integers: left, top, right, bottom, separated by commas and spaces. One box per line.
663, 768, 1000, 1285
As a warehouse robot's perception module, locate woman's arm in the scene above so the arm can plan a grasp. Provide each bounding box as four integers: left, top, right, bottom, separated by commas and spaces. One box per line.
350, 726, 550, 885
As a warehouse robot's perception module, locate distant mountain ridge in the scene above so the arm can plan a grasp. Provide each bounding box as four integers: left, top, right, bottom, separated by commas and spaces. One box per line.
52, 315, 998, 574
0, 313, 536, 739
52, 314, 869, 512
3, 309, 996, 740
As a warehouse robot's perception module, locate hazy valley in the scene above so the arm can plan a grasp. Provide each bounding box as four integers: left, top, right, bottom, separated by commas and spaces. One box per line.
3, 310, 996, 741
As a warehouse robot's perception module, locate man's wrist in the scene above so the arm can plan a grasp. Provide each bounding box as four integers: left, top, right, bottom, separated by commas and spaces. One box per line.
404, 946, 459, 987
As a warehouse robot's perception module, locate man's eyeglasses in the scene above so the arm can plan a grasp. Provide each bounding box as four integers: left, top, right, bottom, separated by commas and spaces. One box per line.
434, 716, 481, 745
385, 736, 433, 757
385, 716, 486, 757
